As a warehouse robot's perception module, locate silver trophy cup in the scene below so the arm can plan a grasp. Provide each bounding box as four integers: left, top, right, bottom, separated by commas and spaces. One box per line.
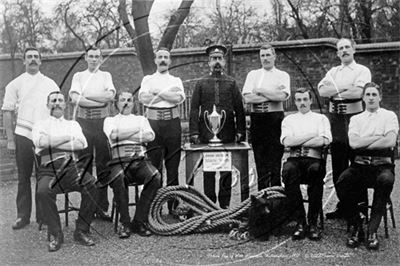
204, 104, 226, 146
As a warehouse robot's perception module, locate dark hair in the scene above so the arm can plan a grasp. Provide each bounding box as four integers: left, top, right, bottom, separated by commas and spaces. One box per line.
363, 82, 382, 96
336, 38, 356, 49
154, 47, 170, 58
23, 47, 41, 59
86, 46, 102, 56
294, 87, 312, 99
47, 91, 64, 103
113, 90, 133, 109
260, 43, 275, 55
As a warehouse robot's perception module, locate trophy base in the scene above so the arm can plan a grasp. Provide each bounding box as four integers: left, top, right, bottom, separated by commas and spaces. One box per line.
208, 142, 223, 147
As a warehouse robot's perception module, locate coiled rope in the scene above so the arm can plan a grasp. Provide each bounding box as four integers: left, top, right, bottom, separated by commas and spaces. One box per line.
147, 185, 286, 236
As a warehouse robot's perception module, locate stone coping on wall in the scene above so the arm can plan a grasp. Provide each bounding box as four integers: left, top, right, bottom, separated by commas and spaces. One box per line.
1, 38, 399, 61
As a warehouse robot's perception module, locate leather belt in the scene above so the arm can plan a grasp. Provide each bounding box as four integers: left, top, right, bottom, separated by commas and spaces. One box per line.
111, 144, 146, 159
290, 147, 322, 159
354, 155, 392, 166
251, 102, 283, 113
77, 105, 109, 119
41, 151, 75, 166
329, 100, 362, 114
146, 106, 179, 120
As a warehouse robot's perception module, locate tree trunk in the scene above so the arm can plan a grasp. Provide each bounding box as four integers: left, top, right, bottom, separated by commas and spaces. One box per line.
158, 0, 194, 50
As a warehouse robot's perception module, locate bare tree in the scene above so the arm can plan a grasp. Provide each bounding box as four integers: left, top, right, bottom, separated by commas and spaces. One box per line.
119, 0, 194, 75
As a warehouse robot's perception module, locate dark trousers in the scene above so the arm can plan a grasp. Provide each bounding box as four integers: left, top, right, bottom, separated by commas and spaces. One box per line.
77, 117, 111, 212
336, 163, 394, 233
36, 159, 97, 235
250, 112, 284, 189
15, 134, 35, 222
282, 157, 325, 225
109, 157, 161, 225
147, 118, 181, 188
203, 171, 232, 209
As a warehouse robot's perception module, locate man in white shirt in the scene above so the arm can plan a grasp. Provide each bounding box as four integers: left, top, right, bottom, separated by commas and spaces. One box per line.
101, 91, 161, 238
242, 43, 290, 189
281, 88, 332, 241
336, 82, 398, 250
318, 38, 371, 219
69, 46, 116, 221
139, 47, 185, 214
2, 47, 60, 230
33, 91, 97, 252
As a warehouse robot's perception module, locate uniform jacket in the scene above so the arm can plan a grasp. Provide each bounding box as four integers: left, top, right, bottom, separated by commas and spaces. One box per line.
189, 72, 246, 143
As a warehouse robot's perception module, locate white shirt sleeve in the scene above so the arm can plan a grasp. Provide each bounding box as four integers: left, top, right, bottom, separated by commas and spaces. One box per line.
103, 117, 114, 143
138, 75, 150, 99
384, 111, 399, 136
242, 71, 255, 95
280, 71, 291, 98
354, 66, 371, 88
139, 117, 155, 142
71, 121, 88, 149
105, 72, 116, 93
31, 120, 46, 149
280, 116, 292, 144
319, 115, 332, 143
69, 72, 82, 96
1, 78, 20, 111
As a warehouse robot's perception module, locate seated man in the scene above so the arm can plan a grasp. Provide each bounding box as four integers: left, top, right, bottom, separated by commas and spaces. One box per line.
32, 91, 97, 252
337, 82, 398, 250
102, 91, 162, 238
281, 88, 332, 241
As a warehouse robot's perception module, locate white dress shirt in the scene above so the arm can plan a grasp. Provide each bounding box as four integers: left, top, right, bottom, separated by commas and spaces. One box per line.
318, 61, 371, 100
242, 67, 291, 99
2, 72, 60, 140
349, 108, 399, 138
69, 69, 116, 106
281, 111, 332, 145
139, 71, 185, 108
103, 113, 155, 148
32, 116, 87, 154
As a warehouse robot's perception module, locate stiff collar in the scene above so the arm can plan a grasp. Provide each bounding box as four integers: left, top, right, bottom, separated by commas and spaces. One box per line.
365, 107, 381, 116
339, 61, 357, 71
262, 66, 276, 73
49, 115, 65, 122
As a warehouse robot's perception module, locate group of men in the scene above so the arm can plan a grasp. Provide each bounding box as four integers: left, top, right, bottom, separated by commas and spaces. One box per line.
2, 37, 397, 252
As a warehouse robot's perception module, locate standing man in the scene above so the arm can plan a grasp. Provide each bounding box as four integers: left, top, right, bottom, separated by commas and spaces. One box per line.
318, 38, 371, 219
69, 46, 116, 221
139, 47, 185, 213
33, 91, 97, 252
336, 82, 398, 250
242, 44, 290, 189
102, 91, 162, 238
2, 47, 60, 230
281, 88, 331, 241
189, 44, 246, 209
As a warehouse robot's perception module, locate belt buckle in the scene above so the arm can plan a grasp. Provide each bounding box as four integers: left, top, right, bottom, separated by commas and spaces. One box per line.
337, 103, 347, 114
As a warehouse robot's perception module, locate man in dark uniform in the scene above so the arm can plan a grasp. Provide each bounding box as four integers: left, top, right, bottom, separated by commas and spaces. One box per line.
189, 44, 246, 208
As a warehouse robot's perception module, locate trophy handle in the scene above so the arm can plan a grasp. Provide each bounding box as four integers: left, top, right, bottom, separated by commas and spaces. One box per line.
203, 110, 213, 133
217, 110, 227, 134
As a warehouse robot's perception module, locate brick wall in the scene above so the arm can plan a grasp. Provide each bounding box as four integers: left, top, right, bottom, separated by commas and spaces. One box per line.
1, 38, 399, 177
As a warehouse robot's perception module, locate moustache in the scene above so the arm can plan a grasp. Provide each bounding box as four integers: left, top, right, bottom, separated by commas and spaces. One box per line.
342, 52, 349, 56
160, 61, 167, 66
214, 63, 222, 69
29, 61, 38, 65
300, 104, 306, 108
